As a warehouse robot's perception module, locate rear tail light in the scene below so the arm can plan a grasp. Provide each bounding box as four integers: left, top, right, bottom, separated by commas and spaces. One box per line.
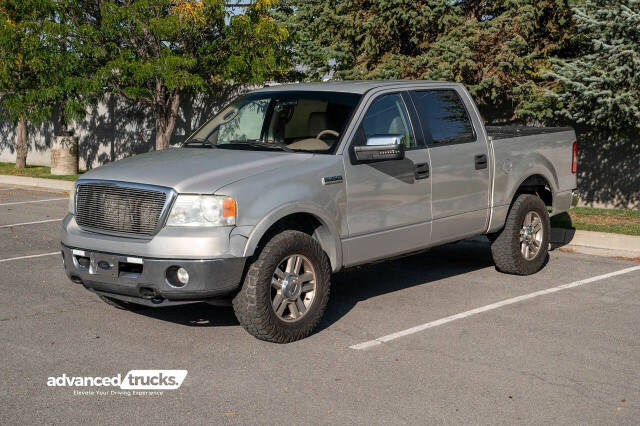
571, 141, 578, 174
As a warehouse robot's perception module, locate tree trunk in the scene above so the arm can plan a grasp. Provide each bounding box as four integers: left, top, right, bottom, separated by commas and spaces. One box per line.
15, 117, 28, 169
154, 91, 180, 151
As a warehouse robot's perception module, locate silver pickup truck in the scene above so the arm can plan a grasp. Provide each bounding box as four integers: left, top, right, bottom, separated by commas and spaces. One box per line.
61, 81, 577, 342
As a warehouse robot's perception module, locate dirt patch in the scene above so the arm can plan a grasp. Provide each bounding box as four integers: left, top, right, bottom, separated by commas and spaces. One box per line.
613, 255, 640, 263
571, 214, 639, 226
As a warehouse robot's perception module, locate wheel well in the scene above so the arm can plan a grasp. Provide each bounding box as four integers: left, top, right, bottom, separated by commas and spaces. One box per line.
254, 213, 338, 271
514, 175, 553, 207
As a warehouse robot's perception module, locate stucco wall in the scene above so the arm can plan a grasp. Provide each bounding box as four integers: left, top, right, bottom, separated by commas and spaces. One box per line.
575, 136, 640, 209
0, 93, 229, 170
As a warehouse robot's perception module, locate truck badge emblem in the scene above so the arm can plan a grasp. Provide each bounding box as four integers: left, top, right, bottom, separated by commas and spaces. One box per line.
98, 260, 112, 270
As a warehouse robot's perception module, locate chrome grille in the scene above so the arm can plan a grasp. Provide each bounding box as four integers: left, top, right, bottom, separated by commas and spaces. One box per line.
75, 182, 168, 236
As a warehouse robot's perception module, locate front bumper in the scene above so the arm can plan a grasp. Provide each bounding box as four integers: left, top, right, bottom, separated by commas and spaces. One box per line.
61, 244, 245, 306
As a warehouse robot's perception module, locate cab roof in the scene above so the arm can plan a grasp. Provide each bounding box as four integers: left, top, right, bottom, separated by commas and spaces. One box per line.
251, 80, 453, 95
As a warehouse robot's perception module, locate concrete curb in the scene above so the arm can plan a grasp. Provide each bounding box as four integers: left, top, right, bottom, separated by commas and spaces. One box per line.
468, 228, 640, 260
550, 228, 640, 259
0, 175, 74, 192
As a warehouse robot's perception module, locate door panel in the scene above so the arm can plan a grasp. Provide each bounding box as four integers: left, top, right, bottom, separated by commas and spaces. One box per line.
409, 89, 490, 243
345, 149, 430, 236
343, 92, 431, 266
343, 148, 430, 266
428, 143, 489, 221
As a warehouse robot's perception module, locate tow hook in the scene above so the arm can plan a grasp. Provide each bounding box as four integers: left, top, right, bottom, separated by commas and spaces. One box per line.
138, 286, 165, 304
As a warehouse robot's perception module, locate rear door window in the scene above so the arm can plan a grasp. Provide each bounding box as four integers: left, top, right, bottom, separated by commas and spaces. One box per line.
412, 90, 475, 144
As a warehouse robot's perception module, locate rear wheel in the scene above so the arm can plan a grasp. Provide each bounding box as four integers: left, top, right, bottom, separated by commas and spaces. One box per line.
491, 194, 550, 275
232, 230, 331, 343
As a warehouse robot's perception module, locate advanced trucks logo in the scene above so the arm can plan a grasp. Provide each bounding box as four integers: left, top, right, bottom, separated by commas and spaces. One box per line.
47, 370, 188, 391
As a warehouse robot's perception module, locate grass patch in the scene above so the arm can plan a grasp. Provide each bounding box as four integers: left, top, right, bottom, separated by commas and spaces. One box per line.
0, 162, 83, 181
551, 207, 640, 236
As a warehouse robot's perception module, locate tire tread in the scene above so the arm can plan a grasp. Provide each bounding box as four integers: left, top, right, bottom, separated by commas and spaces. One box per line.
232, 230, 331, 343
491, 194, 550, 275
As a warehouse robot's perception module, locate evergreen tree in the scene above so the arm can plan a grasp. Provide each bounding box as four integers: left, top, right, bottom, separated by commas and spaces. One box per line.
280, 0, 575, 123
547, 0, 640, 137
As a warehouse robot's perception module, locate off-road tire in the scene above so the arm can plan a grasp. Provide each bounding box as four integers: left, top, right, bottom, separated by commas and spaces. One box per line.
491, 194, 550, 275
98, 295, 145, 311
232, 230, 331, 343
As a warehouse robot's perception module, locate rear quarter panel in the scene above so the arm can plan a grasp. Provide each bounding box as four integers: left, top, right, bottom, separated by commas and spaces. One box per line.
490, 130, 577, 228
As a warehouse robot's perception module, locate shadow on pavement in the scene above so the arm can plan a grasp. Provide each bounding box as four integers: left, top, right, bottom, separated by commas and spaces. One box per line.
136, 302, 238, 328
317, 241, 495, 332
549, 212, 577, 250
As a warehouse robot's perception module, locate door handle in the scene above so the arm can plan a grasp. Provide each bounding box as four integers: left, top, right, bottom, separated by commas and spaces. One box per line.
475, 154, 488, 170
414, 162, 429, 180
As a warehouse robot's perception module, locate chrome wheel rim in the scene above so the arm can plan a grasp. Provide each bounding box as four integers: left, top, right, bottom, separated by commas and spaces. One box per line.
271, 254, 316, 322
520, 211, 543, 260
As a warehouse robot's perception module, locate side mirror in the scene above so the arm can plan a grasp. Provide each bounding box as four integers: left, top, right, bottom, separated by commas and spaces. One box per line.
353, 134, 406, 162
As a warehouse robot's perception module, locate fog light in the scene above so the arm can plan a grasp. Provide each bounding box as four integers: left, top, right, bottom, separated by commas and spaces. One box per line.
177, 267, 189, 284
166, 266, 189, 288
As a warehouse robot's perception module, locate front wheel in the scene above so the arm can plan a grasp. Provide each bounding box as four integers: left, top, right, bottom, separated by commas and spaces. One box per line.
491, 194, 550, 275
232, 230, 331, 343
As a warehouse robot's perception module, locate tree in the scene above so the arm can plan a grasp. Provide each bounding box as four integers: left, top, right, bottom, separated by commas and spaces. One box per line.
0, 0, 58, 168
99, 0, 289, 151
544, 0, 640, 207
279, 0, 575, 123
547, 0, 640, 137
48, 0, 104, 135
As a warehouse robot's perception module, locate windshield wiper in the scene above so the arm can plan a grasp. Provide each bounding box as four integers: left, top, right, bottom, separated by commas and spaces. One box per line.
182, 138, 217, 148
221, 140, 294, 153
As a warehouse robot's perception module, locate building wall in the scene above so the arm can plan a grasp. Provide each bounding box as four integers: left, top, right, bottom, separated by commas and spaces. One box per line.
575, 136, 640, 209
0, 93, 229, 170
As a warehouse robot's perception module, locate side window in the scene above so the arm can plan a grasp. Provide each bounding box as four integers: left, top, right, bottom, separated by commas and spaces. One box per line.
360, 93, 416, 149
413, 90, 475, 144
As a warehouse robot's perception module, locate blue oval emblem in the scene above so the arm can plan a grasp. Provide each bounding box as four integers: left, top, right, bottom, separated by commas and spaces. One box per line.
98, 260, 112, 270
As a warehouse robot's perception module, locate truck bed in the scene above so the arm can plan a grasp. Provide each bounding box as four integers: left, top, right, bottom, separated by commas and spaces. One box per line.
486, 126, 574, 140
487, 125, 576, 218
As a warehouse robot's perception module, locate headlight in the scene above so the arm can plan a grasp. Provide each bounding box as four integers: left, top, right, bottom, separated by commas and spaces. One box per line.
68, 185, 76, 214
166, 195, 236, 227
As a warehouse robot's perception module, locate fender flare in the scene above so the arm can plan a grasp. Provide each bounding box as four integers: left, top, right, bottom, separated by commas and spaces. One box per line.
242, 203, 343, 272
506, 157, 559, 207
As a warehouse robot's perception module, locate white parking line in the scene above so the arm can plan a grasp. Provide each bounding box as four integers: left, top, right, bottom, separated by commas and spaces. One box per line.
0, 197, 67, 206
0, 187, 17, 191
0, 252, 60, 263
0, 218, 63, 228
350, 265, 640, 350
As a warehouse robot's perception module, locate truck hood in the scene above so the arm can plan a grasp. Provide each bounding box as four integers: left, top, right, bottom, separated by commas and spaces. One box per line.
80, 148, 313, 193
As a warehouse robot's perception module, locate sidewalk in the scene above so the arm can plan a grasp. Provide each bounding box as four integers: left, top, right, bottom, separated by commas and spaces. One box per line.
0, 174, 74, 192
550, 228, 640, 259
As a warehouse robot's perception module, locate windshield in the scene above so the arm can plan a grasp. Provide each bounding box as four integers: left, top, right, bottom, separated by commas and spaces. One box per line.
188, 91, 361, 154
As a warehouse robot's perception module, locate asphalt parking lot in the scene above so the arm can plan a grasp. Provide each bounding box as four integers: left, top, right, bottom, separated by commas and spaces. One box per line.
1, 186, 639, 424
